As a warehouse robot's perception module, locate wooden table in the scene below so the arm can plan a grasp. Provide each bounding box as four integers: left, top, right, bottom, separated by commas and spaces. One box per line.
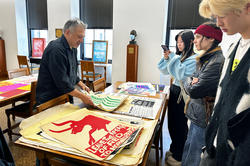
0, 75, 37, 107
15, 81, 167, 166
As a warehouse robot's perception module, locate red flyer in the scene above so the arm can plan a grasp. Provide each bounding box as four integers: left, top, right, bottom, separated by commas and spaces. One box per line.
41, 110, 139, 160
32, 38, 46, 57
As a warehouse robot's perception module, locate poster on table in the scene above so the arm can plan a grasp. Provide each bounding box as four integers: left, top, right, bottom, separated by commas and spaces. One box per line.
41, 110, 139, 160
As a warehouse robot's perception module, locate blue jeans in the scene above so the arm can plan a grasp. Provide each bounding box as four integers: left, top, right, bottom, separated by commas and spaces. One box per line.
182, 122, 205, 166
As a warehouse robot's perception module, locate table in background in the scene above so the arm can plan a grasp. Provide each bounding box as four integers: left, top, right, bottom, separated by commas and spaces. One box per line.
0, 75, 37, 107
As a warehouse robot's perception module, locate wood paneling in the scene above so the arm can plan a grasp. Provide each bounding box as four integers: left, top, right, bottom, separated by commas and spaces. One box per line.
126, 44, 138, 82
0, 39, 7, 78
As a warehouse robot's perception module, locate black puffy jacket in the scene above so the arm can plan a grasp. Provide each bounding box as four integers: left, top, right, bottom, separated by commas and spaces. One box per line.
184, 47, 225, 128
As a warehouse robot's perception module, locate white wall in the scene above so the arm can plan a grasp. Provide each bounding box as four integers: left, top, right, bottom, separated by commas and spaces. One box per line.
0, 0, 18, 70
47, 0, 72, 42
112, 0, 167, 84
47, 0, 81, 59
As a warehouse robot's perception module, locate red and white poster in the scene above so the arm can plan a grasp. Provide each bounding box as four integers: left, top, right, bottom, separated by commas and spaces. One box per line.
32, 38, 46, 57
41, 110, 139, 160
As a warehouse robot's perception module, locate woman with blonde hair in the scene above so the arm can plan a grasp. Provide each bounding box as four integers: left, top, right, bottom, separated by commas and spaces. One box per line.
199, 0, 250, 166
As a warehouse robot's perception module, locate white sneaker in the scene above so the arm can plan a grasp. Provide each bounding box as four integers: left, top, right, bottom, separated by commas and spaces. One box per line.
165, 155, 181, 166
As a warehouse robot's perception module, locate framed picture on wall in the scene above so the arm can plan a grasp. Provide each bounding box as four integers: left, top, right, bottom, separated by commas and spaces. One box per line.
92, 40, 108, 64
55, 29, 63, 38
32, 38, 46, 57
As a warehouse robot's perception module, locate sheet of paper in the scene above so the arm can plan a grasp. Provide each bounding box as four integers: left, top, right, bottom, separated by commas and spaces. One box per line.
114, 96, 163, 119
41, 109, 139, 160
118, 82, 157, 96
19, 111, 157, 166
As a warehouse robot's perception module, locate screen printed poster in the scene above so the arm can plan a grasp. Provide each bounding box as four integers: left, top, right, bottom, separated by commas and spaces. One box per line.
41, 109, 138, 160
32, 38, 46, 57
93, 41, 107, 63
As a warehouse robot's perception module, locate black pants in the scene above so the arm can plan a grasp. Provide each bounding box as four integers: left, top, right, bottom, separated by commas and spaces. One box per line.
167, 84, 188, 161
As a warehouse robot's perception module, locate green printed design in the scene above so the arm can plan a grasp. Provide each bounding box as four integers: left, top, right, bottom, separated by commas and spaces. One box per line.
91, 95, 104, 105
90, 95, 124, 111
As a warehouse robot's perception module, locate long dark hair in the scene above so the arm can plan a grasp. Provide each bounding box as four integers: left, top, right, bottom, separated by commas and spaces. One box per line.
175, 30, 195, 62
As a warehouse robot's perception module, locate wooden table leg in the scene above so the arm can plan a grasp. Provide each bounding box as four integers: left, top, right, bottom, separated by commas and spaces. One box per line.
36, 151, 49, 166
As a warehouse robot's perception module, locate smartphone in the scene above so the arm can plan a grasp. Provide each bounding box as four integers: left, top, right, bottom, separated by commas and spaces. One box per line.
161, 45, 169, 51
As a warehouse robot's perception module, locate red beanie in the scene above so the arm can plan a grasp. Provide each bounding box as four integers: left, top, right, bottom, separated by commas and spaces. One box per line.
195, 24, 223, 42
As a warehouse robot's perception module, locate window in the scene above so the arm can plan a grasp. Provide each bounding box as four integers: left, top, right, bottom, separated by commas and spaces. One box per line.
169, 0, 208, 29
79, 0, 113, 62
30, 30, 48, 45
83, 29, 113, 61
168, 29, 195, 53
26, 0, 48, 57
165, 0, 208, 47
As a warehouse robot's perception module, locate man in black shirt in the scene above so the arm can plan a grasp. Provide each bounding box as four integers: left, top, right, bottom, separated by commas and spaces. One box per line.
36, 19, 94, 106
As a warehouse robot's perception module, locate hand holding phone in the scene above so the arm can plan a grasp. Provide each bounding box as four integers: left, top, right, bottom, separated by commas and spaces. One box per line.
161, 45, 169, 52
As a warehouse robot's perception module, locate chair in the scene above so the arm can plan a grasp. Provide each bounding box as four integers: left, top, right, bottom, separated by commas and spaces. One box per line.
151, 93, 169, 166
36, 94, 69, 113
80, 60, 102, 87
5, 81, 37, 141
93, 77, 106, 92
17, 55, 31, 75
17, 55, 39, 74
7, 68, 30, 79
36, 94, 71, 166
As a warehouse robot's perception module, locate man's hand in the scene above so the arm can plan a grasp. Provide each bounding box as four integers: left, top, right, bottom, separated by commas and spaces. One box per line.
81, 94, 94, 106
78, 81, 90, 92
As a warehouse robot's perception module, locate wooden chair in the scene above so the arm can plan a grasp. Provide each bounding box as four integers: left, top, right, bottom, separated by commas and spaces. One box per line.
93, 77, 106, 92
7, 68, 30, 79
80, 60, 102, 87
17, 55, 31, 75
36, 94, 72, 166
151, 93, 169, 166
5, 81, 37, 141
36, 94, 69, 113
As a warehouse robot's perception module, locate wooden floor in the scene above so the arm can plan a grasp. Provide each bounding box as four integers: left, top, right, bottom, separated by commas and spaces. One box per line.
0, 98, 171, 166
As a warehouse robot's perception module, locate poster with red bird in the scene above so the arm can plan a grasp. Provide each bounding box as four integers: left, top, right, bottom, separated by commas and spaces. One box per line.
32, 38, 46, 57
41, 110, 139, 160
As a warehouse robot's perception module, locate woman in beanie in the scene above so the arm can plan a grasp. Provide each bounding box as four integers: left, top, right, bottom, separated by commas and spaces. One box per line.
181, 22, 224, 166
158, 30, 197, 166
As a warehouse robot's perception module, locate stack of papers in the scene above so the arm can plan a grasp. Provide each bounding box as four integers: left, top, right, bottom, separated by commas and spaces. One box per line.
40, 109, 141, 160
19, 103, 157, 165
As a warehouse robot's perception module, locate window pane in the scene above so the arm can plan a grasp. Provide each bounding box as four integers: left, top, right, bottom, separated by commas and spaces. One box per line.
31, 30, 48, 45
105, 29, 113, 44
85, 29, 94, 43
84, 43, 92, 59
31, 30, 48, 38
95, 29, 105, 40
108, 44, 112, 60
83, 29, 113, 61
169, 29, 194, 52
